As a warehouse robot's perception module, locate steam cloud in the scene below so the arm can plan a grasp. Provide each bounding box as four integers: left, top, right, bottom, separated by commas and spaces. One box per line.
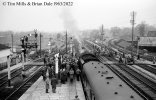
60, 8, 81, 42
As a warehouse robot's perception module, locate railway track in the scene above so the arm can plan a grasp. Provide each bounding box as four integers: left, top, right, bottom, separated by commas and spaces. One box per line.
0, 65, 42, 100
0, 57, 44, 87
137, 64, 156, 75
5, 66, 42, 100
105, 51, 156, 77
98, 56, 156, 100
85, 39, 156, 76
0, 65, 32, 87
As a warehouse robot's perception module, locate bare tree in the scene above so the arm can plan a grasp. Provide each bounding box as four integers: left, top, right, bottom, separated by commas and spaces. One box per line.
138, 21, 146, 36
110, 27, 121, 37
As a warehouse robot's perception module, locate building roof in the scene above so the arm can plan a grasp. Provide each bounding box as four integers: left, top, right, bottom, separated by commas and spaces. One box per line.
147, 31, 156, 37
0, 44, 10, 51
139, 37, 156, 46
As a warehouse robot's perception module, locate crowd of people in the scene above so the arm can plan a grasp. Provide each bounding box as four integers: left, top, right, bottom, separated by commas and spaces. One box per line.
60, 58, 81, 84
42, 54, 81, 95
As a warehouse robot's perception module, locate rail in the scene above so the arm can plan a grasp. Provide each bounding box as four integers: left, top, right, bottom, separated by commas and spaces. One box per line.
5, 66, 43, 100
0, 65, 32, 87
99, 56, 156, 100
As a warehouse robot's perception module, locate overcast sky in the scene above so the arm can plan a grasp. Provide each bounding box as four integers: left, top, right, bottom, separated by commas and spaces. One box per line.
0, 0, 156, 32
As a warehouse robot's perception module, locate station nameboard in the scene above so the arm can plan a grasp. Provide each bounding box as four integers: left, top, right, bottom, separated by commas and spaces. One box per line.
138, 37, 156, 46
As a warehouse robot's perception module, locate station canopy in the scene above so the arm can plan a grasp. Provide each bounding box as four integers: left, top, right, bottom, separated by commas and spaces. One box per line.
138, 37, 156, 46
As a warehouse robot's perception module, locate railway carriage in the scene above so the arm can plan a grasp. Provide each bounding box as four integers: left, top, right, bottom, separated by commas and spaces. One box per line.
79, 53, 144, 100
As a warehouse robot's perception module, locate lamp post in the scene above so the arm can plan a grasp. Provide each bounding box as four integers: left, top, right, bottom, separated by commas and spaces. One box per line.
20, 36, 28, 62
7, 55, 11, 87
48, 37, 53, 54
6, 55, 14, 88
70, 37, 73, 56
130, 11, 136, 58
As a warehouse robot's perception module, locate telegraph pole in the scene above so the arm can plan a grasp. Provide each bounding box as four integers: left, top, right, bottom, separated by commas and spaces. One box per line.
130, 11, 136, 57
11, 33, 13, 53
34, 29, 38, 52
66, 31, 67, 54
101, 24, 105, 51
40, 33, 41, 57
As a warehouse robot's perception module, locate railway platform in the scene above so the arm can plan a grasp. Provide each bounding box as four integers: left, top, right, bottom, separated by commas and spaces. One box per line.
114, 55, 156, 66
104, 57, 156, 82
135, 58, 156, 65
19, 76, 85, 100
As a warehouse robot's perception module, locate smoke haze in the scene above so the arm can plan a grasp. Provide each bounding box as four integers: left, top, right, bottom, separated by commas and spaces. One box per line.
59, 8, 81, 43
